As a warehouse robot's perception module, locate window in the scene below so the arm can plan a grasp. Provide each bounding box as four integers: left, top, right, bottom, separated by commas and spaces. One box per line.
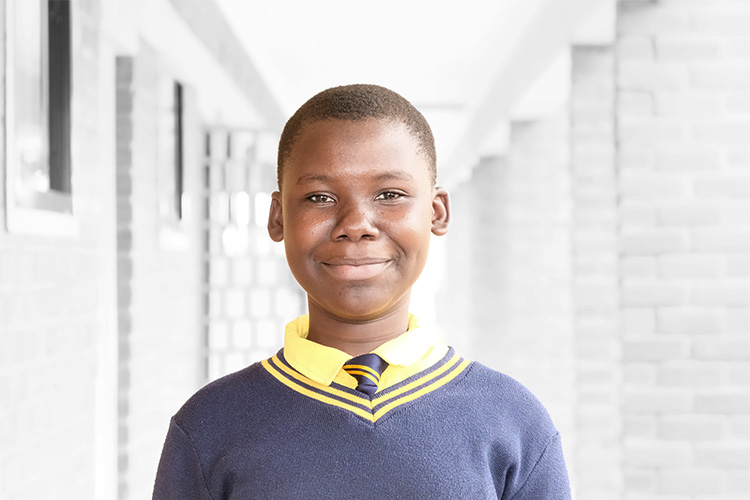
156, 78, 190, 250
5, 0, 73, 232
48, 0, 72, 197
157, 79, 185, 224
174, 82, 184, 220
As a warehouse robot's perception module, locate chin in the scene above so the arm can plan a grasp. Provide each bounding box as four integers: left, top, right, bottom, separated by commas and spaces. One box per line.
325, 295, 403, 323
330, 305, 394, 323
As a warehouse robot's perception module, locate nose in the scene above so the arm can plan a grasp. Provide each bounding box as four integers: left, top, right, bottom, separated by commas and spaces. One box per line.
331, 200, 379, 241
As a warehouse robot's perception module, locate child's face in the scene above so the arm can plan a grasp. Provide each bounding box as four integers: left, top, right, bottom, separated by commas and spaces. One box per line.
268, 118, 449, 323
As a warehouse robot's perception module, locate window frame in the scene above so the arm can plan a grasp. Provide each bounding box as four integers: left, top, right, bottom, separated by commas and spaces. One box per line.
4, 0, 76, 236
156, 77, 189, 250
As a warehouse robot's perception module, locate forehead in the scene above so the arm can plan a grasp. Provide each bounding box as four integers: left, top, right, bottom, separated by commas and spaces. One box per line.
284, 118, 429, 184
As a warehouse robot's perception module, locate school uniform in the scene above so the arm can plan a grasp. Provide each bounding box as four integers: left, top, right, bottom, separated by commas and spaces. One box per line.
152, 315, 571, 499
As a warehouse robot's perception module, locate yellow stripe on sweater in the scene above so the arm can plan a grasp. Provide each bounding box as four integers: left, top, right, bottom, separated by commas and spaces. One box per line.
265, 356, 372, 407
373, 354, 462, 406
261, 354, 471, 423
373, 359, 471, 422
262, 358, 375, 422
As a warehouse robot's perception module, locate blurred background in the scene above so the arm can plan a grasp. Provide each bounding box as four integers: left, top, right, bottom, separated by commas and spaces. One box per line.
1, 0, 749, 498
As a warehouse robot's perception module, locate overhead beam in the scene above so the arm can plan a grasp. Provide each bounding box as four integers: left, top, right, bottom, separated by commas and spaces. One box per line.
444, 0, 612, 186
168, 0, 286, 131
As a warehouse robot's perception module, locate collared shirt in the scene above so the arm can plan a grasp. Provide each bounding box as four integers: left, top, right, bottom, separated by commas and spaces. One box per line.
282, 314, 449, 391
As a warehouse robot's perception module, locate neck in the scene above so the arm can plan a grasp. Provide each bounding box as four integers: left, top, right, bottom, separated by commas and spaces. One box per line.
306, 300, 411, 357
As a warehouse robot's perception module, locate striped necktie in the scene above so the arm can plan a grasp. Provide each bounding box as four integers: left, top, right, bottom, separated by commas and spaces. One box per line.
343, 353, 389, 396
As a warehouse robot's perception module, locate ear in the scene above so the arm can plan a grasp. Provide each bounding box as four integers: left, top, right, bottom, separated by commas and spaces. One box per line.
267, 191, 284, 242
431, 187, 450, 236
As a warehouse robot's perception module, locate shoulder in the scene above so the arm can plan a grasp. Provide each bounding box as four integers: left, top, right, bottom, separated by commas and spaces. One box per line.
466, 362, 543, 401
458, 361, 571, 496
172, 360, 271, 429
459, 360, 559, 434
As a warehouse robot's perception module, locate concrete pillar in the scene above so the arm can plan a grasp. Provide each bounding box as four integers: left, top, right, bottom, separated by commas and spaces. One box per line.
570, 44, 622, 500
436, 156, 508, 358
502, 113, 575, 464
440, 112, 576, 475
115, 43, 204, 500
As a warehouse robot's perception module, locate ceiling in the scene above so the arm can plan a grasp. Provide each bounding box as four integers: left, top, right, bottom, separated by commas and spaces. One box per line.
209, 0, 615, 185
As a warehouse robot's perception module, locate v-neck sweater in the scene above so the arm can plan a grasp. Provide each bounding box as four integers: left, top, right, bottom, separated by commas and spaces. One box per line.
153, 347, 571, 499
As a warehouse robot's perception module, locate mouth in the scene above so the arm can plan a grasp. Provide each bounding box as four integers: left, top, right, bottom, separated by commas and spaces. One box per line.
321, 259, 392, 280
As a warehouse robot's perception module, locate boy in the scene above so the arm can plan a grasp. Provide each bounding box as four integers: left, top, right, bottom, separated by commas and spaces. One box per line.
153, 84, 571, 499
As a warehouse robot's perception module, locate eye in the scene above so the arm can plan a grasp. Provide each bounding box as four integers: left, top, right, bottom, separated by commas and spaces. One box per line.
375, 191, 404, 201
307, 193, 335, 204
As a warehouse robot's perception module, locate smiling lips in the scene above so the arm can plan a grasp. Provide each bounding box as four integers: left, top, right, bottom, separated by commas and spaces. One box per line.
321, 259, 392, 280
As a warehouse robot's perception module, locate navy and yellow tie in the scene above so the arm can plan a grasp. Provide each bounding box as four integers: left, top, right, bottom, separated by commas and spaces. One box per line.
343, 353, 389, 396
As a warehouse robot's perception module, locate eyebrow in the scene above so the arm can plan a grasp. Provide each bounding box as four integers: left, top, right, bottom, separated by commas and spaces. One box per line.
296, 174, 331, 185
296, 170, 414, 185
375, 170, 415, 181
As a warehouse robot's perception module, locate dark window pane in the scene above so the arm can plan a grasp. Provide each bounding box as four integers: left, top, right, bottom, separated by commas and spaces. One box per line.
48, 0, 71, 194
174, 82, 184, 219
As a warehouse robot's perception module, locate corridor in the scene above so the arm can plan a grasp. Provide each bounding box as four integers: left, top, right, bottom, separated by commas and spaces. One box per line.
1, 1, 749, 499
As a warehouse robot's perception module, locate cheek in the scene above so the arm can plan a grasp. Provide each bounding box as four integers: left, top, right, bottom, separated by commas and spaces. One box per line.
389, 218, 432, 259
282, 217, 332, 281
284, 210, 331, 242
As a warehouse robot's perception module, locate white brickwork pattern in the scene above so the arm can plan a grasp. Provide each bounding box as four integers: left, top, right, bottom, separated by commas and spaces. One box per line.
203, 130, 304, 382
2, 1, 749, 499
618, 1, 750, 498
115, 44, 206, 500
436, 156, 508, 358
0, 2, 104, 499
572, 45, 622, 500
439, 116, 576, 479
501, 114, 577, 477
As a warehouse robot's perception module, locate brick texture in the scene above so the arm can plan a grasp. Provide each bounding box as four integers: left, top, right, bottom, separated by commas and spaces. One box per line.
0, 2, 300, 499
571, 45, 622, 500
617, 1, 750, 498
436, 155, 508, 356
115, 43, 205, 500
439, 114, 576, 479
2, 1, 749, 499
500, 115, 575, 452
434, 159, 492, 357
0, 2, 105, 499
203, 130, 304, 381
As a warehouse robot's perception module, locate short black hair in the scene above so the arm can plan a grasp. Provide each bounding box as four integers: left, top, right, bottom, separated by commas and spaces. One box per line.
277, 84, 437, 188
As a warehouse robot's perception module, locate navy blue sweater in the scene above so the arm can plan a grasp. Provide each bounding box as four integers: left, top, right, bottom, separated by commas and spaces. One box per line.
153, 348, 571, 499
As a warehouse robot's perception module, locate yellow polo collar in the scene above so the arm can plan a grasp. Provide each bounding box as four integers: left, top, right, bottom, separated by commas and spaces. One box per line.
282, 314, 448, 390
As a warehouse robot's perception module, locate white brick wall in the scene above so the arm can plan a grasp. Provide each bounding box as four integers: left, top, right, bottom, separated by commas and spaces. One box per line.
0, 2, 300, 499
439, 4, 750, 498
203, 130, 304, 382
115, 43, 205, 500
617, 1, 750, 498
434, 160, 488, 357
571, 45, 622, 500
0, 2, 110, 499
2, 1, 748, 499
440, 115, 577, 479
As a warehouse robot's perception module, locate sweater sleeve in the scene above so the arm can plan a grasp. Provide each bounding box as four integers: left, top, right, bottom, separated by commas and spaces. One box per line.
152, 418, 214, 500
508, 432, 572, 500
